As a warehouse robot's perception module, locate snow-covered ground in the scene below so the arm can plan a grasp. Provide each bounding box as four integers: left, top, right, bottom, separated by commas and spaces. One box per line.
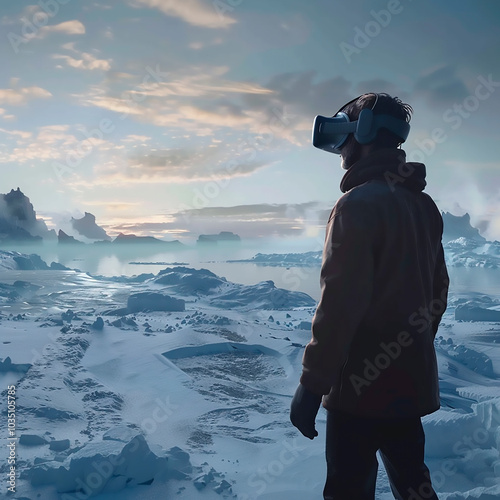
1, 253, 500, 499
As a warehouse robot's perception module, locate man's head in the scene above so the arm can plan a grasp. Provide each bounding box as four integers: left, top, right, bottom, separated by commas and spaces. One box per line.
339, 93, 413, 169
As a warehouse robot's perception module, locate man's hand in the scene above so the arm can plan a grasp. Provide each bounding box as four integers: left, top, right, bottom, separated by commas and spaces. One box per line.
290, 383, 322, 439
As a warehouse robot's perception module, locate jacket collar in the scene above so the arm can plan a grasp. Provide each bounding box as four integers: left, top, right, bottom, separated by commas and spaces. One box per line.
340, 148, 427, 194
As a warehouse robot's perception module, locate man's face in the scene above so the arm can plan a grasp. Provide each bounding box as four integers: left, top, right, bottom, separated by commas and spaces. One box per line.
340, 135, 362, 170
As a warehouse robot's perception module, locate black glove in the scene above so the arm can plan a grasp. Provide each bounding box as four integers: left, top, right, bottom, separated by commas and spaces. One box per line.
290, 383, 322, 439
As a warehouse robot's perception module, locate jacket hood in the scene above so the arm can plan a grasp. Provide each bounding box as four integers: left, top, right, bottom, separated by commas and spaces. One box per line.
340, 148, 427, 194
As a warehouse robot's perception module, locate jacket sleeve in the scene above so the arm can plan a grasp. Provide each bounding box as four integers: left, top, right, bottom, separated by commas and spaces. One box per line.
431, 243, 449, 337
300, 200, 375, 396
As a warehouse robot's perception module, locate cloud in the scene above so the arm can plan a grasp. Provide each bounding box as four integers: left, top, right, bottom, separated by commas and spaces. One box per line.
129, 0, 237, 28
239, 71, 354, 136
104, 26, 113, 39
414, 65, 470, 107
2, 5, 40, 26
75, 69, 362, 188
114, 66, 273, 98
179, 202, 324, 219
52, 52, 112, 71
80, 66, 289, 139
76, 69, 439, 191
79, 64, 313, 149
61, 41, 77, 51
130, 68, 273, 98
106, 221, 180, 238
121, 134, 151, 143
0, 124, 118, 165
0, 127, 33, 140
84, 97, 258, 135
101, 202, 328, 239
128, 153, 273, 182
257, 71, 352, 117
5, 17, 85, 53
82, 94, 142, 117
0, 85, 52, 106
354, 79, 411, 102
39, 20, 86, 37
82, 201, 141, 211
74, 153, 275, 186
104, 71, 135, 82
188, 37, 224, 50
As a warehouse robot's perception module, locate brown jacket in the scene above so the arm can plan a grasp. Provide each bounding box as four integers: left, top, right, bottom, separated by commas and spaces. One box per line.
300, 148, 449, 418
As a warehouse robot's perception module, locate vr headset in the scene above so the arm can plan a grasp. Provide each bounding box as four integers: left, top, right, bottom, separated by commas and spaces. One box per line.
312, 93, 410, 154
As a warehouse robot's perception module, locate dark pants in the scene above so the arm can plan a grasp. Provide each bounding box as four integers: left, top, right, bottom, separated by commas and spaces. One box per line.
324, 410, 438, 500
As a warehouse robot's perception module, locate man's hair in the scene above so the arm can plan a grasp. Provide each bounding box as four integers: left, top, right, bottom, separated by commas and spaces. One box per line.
342, 93, 413, 149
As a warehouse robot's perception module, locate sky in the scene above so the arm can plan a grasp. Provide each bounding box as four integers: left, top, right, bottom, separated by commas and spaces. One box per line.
1, 0, 500, 242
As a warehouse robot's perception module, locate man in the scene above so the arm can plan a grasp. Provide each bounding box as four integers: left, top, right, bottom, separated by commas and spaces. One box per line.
290, 93, 449, 500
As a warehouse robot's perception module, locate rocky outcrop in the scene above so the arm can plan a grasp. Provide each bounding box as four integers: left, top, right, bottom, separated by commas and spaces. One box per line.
58, 230, 84, 244
442, 212, 485, 244
0, 188, 55, 242
71, 212, 111, 241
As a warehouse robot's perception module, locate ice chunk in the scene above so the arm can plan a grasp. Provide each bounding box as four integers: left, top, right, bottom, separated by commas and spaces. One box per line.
214, 479, 232, 493
19, 434, 48, 446
27, 434, 169, 496
49, 439, 71, 452
455, 303, 500, 322
127, 292, 185, 313
91, 317, 104, 330
423, 410, 485, 457
473, 398, 500, 432
297, 321, 312, 330
164, 446, 192, 479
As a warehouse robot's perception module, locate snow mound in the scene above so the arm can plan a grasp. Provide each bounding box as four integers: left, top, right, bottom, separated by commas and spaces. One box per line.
154, 266, 226, 294
210, 280, 316, 310
151, 267, 316, 309
162, 342, 283, 360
